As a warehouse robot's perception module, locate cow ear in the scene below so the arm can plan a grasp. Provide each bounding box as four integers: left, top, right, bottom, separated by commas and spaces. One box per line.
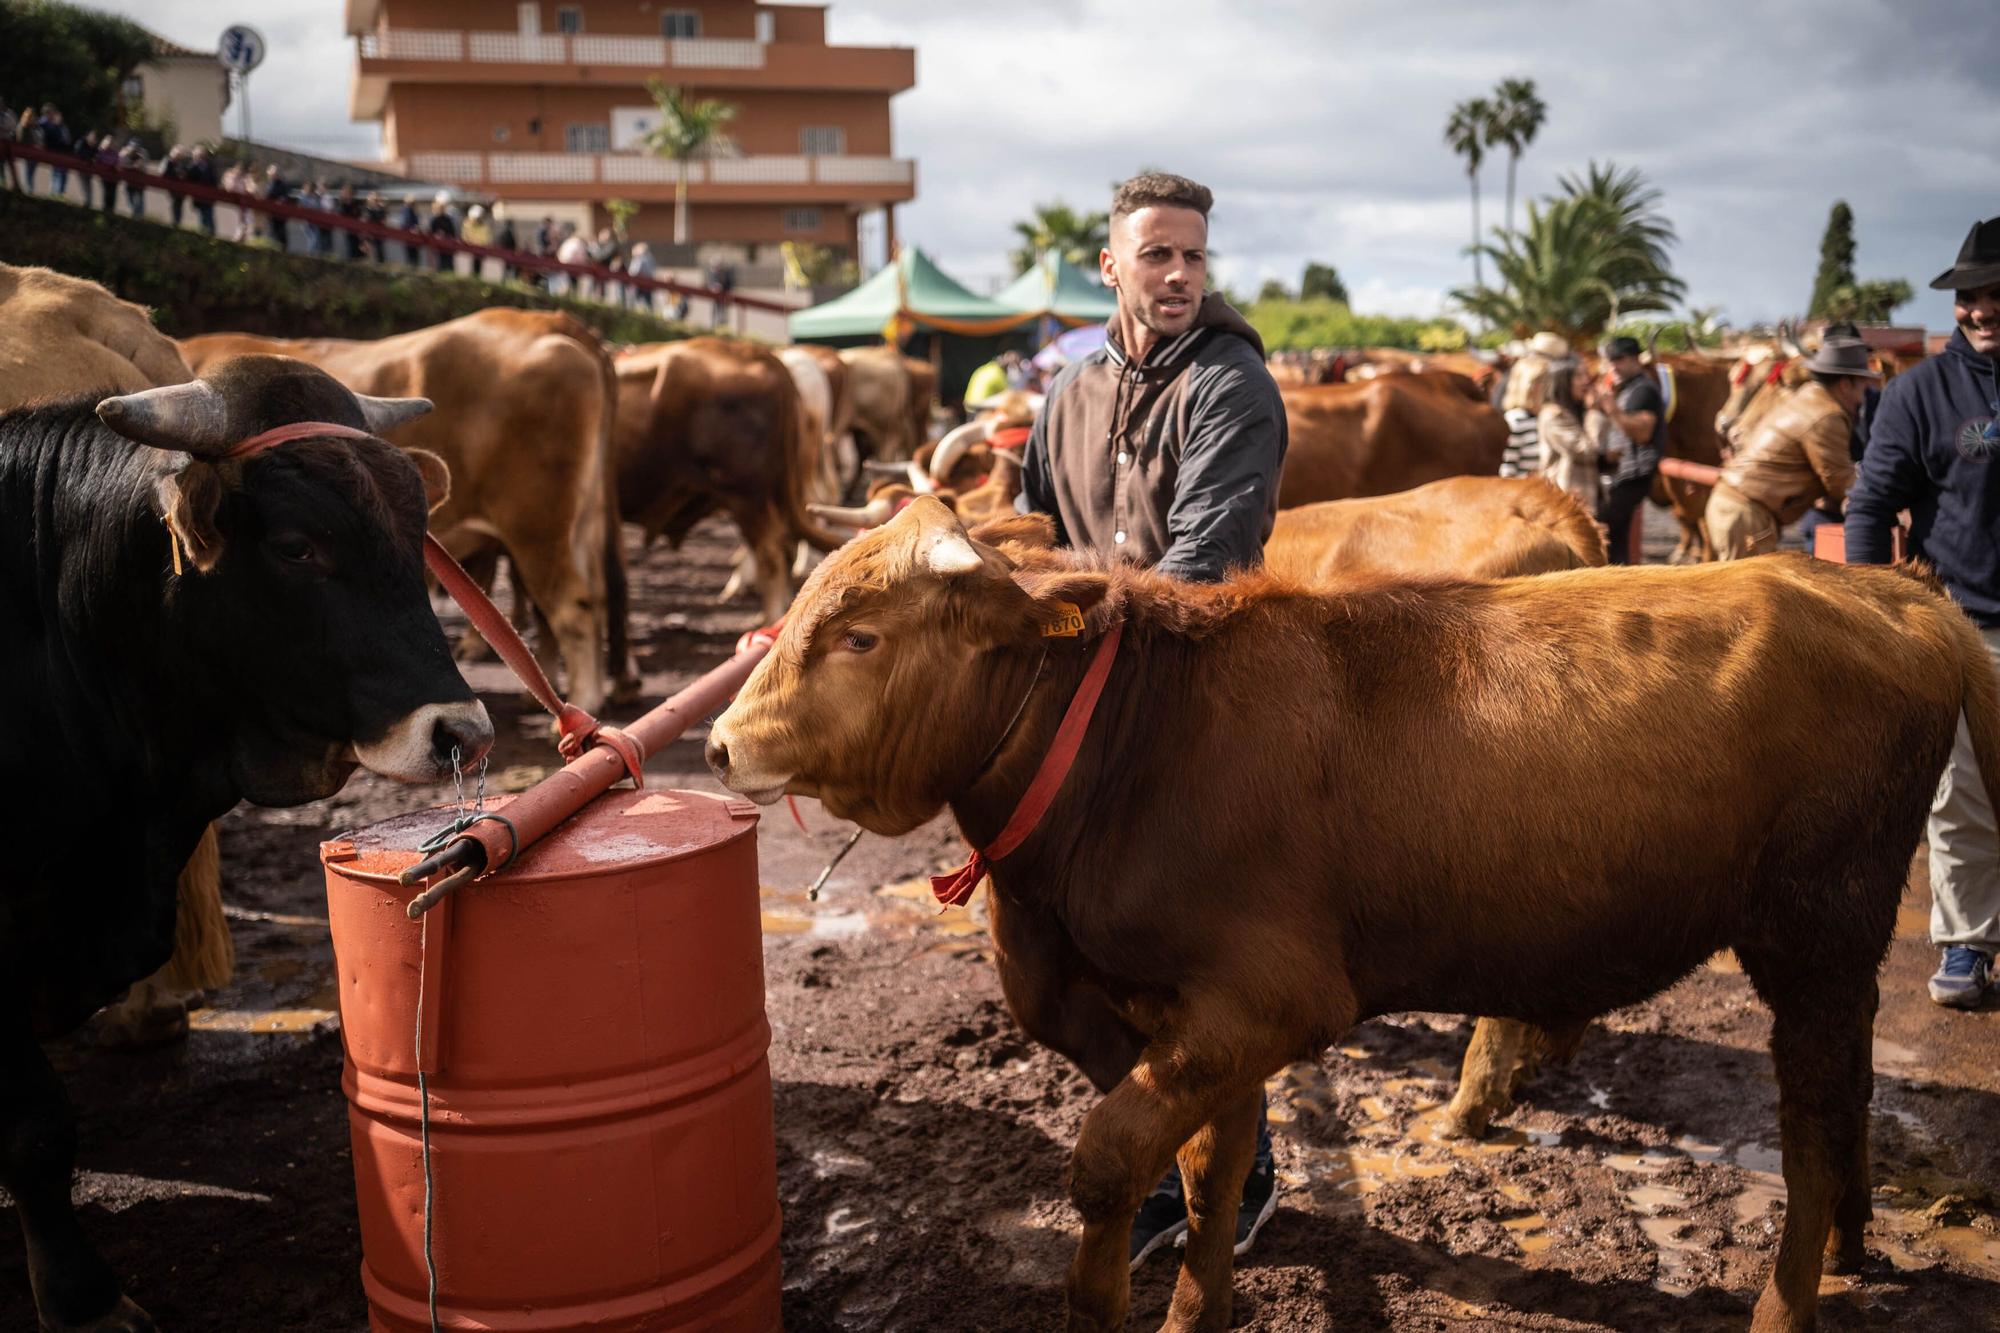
968, 512, 1056, 553
405, 447, 451, 514
156, 463, 226, 572
1012, 567, 1111, 634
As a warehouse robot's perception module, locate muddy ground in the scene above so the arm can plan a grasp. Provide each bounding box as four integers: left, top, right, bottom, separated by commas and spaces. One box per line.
5, 506, 2000, 1331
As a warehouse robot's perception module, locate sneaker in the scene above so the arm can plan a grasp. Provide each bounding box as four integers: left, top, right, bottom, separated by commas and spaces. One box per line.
1929, 946, 1992, 1009
1127, 1184, 1188, 1271
1173, 1155, 1281, 1259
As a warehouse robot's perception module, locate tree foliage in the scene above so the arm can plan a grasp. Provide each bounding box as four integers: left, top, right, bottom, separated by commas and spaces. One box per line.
1443, 96, 1493, 286
1808, 201, 1857, 319
1247, 297, 1468, 353
1451, 162, 1685, 341
1009, 201, 1110, 276
1300, 261, 1348, 304
640, 80, 738, 246
1820, 278, 1915, 324
0, 0, 154, 132
1489, 77, 1547, 237
1256, 278, 1293, 304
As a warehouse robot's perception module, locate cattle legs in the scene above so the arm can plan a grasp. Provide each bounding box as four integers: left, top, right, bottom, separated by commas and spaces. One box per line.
1167, 1090, 1262, 1333
0, 1028, 151, 1331
1442, 1016, 1589, 1139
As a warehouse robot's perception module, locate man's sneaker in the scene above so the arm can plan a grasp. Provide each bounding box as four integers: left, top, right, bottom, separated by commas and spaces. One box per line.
1929, 946, 1992, 1009
1173, 1156, 1281, 1259
1128, 1185, 1188, 1271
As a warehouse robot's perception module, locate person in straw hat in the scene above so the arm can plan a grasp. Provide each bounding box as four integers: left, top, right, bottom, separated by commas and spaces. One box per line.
1704, 337, 1877, 560
1845, 215, 2000, 1006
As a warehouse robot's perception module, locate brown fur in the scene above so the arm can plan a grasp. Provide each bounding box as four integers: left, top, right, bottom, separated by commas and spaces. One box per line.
1266, 475, 1605, 583
839, 346, 936, 463
710, 497, 2000, 1331
1277, 375, 1509, 508
180, 312, 623, 709
1645, 351, 1733, 564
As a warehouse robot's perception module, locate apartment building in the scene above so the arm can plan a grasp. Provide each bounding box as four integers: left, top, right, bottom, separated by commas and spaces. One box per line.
346, 0, 915, 274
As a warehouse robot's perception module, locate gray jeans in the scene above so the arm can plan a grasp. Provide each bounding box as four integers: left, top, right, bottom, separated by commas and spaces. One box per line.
1930, 625, 2000, 950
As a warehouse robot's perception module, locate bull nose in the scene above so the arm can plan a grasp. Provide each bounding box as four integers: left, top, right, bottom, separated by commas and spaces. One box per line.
432, 702, 495, 772
704, 735, 730, 778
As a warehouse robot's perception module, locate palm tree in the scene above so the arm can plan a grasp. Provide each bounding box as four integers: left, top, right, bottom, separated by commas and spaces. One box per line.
639, 79, 738, 247
1450, 163, 1685, 340
1444, 97, 1493, 286
1008, 201, 1110, 276
1490, 77, 1547, 237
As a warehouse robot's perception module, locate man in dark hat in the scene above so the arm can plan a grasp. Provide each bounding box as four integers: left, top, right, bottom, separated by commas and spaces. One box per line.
1705, 338, 1878, 559
1587, 334, 1667, 563
1846, 216, 2000, 1007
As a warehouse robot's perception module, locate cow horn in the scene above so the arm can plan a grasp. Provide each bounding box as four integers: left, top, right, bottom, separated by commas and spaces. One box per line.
355, 393, 434, 435
906, 461, 936, 495
96, 380, 233, 455
809, 496, 897, 529
1777, 319, 1804, 358
929, 418, 992, 483
860, 459, 910, 477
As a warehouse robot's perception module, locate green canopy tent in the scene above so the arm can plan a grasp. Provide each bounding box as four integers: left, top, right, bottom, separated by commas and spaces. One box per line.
993, 253, 1119, 330
790, 248, 1038, 410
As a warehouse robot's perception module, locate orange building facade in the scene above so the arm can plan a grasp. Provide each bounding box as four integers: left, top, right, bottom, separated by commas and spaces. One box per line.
346, 0, 915, 268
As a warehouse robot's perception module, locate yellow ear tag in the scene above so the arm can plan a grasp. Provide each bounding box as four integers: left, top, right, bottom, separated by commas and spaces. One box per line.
1041, 601, 1085, 637
169, 531, 183, 577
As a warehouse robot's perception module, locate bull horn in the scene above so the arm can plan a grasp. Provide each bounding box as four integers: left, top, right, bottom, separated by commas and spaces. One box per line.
97, 380, 233, 455
906, 461, 936, 495
861, 459, 910, 477
355, 393, 434, 435
808, 496, 897, 529
929, 417, 993, 483
1777, 319, 1804, 358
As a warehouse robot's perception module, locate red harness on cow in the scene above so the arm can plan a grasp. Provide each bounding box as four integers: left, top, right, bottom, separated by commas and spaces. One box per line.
218, 421, 645, 783
928, 619, 1125, 907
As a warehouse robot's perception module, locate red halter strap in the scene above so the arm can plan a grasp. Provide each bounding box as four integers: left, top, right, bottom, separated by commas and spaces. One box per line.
929, 620, 1125, 907
218, 420, 646, 786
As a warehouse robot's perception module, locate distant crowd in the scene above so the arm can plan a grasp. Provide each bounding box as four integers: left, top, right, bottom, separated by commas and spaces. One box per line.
2, 98, 744, 323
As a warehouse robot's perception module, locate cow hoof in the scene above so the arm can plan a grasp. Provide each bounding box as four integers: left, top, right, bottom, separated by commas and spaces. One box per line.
42, 1294, 157, 1332
609, 673, 644, 707
94, 997, 189, 1051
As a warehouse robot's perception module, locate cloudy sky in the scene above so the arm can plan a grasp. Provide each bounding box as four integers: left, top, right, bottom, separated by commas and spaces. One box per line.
117, 0, 1997, 331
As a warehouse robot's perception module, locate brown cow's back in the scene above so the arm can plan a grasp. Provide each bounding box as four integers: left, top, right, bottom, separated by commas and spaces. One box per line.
0, 264, 192, 404
1277, 375, 1507, 508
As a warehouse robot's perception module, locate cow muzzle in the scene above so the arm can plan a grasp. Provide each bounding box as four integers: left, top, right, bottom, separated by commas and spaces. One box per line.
354, 700, 496, 783
704, 715, 791, 804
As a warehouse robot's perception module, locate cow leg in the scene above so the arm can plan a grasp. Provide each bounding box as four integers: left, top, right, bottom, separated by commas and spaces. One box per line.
451, 548, 502, 663
717, 545, 756, 605
95, 826, 231, 1051
1063, 1006, 1296, 1333
603, 517, 637, 707
506, 544, 606, 715
988, 891, 1145, 1093
736, 508, 795, 627
0, 1027, 152, 1331
1443, 1015, 1591, 1139
1736, 949, 1873, 1332
1165, 1089, 1261, 1333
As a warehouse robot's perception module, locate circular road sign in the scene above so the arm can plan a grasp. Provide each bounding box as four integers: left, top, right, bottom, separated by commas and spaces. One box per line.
219, 24, 267, 74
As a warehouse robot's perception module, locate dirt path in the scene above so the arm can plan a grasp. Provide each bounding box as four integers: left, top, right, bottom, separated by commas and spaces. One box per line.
5, 506, 1999, 1330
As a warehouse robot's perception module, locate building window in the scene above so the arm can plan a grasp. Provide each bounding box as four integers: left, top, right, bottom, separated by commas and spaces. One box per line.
755, 11, 774, 43
565, 123, 610, 152
660, 11, 700, 38
121, 75, 144, 104
556, 6, 584, 33
799, 125, 844, 156
784, 208, 822, 233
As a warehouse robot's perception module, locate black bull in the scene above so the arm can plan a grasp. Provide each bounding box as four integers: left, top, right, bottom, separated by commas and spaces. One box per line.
0, 355, 491, 1331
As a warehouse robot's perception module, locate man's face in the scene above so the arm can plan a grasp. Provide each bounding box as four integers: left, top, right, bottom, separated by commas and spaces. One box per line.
1102, 206, 1207, 340
1956, 284, 2000, 358
1608, 354, 1642, 382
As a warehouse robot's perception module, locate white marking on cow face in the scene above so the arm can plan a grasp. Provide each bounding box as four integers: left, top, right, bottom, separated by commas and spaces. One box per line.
352, 700, 495, 783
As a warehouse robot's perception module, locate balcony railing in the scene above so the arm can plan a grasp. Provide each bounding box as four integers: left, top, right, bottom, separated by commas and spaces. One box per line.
405, 151, 912, 191
360, 28, 764, 69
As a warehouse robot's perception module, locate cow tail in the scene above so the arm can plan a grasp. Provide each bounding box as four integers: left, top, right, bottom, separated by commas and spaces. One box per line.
778, 366, 855, 553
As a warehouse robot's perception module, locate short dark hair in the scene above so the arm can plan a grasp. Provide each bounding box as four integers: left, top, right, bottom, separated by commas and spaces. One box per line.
1110, 172, 1213, 221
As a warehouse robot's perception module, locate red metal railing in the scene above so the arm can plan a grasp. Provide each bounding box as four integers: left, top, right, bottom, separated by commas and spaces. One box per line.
0, 139, 798, 317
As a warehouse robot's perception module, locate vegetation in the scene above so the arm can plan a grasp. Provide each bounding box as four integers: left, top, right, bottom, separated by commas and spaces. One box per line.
603, 197, 640, 240
640, 81, 738, 246
0, 189, 690, 343
0, 0, 153, 133
1245, 297, 1469, 353
1488, 77, 1547, 238
1452, 162, 1685, 341
1009, 201, 1110, 276
1299, 261, 1348, 304
1808, 201, 1857, 319
1443, 96, 1493, 286
1820, 278, 1915, 324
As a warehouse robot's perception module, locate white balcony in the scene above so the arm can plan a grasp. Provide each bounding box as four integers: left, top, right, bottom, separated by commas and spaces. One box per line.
488, 153, 599, 184
601, 156, 701, 185
406, 151, 483, 183
360, 29, 463, 60
358, 28, 765, 70
572, 35, 667, 66
709, 155, 809, 185
469, 32, 568, 63
395, 152, 912, 193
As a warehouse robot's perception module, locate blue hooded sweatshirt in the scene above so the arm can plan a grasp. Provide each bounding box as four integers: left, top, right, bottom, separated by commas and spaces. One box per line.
1845, 329, 2000, 624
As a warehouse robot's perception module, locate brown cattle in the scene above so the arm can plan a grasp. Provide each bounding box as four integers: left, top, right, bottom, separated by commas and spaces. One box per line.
181, 310, 624, 709
793, 342, 859, 496
1266, 475, 1605, 583
0, 264, 232, 1048
839, 345, 936, 463
1277, 374, 1508, 507
614, 337, 851, 626
708, 495, 2000, 1332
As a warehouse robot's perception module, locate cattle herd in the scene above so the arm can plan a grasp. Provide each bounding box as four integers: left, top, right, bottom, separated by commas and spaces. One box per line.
0, 261, 1989, 1331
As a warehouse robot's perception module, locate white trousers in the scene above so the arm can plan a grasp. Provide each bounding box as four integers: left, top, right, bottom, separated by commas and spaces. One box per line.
1930, 625, 2000, 949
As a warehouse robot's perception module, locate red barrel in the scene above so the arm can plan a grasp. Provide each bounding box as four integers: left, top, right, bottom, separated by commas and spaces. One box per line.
320, 788, 780, 1331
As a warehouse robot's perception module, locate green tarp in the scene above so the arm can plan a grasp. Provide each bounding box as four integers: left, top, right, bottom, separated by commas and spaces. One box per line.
993, 253, 1118, 325
788, 248, 1035, 341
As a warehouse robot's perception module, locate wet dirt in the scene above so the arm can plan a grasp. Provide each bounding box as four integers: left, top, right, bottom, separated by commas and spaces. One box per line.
5, 505, 2000, 1330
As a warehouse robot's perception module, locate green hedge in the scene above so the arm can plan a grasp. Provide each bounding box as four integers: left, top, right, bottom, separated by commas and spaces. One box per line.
1243, 297, 1470, 353
0, 189, 691, 344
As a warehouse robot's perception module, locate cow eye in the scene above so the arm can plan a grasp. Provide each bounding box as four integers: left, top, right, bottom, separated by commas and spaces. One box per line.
841, 629, 878, 654
271, 534, 317, 564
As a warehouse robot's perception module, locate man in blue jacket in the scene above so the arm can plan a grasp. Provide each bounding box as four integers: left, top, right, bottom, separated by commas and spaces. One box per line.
1845, 216, 2000, 1007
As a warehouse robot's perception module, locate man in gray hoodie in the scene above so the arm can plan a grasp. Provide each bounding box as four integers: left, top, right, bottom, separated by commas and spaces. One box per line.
1019, 170, 1288, 1268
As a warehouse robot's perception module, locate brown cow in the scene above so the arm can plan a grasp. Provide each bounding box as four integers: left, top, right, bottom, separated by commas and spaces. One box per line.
1641, 343, 1735, 564
708, 495, 2000, 1332
0, 264, 233, 1048
181, 310, 624, 709
839, 345, 936, 463
1276, 373, 1508, 507
1266, 475, 1605, 582
613, 337, 852, 628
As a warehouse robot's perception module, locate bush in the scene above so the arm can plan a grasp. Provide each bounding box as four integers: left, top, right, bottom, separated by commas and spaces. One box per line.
1245, 297, 1469, 352
0, 190, 692, 344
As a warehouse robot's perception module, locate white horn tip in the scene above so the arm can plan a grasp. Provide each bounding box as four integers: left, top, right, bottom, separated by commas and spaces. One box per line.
924, 531, 983, 576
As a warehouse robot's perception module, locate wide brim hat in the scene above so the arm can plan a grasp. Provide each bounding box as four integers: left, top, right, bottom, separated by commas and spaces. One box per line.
1529, 332, 1571, 358
1931, 217, 2000, 292
1802, 338, 1881, 380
